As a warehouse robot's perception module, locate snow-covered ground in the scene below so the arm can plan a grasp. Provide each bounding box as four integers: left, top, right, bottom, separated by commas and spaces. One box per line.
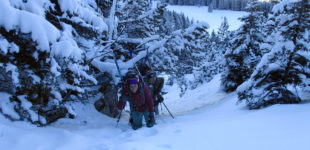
1, 75, 310, 150
1, 2, 309, 149
166, 5, 248, 32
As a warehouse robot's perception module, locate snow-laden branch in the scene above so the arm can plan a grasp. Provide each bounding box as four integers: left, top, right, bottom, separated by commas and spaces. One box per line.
121, 37, 168, 70
90, 36, 168, 84
118, 9, 155, 24
0, 0, 60, 51
118, 35, 160, 46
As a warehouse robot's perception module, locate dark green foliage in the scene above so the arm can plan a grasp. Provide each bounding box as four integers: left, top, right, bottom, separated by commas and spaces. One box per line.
222, 0, 264, 92
237, 0, 310, 109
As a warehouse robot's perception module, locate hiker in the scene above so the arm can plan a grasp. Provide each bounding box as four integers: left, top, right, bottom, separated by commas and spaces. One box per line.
146, 71, 165, 115
138, 60, 151, 76
117, 71, 155, 130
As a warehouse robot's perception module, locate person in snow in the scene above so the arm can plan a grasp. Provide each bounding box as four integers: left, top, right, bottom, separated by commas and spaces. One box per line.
146, 70, 165, 115
117, 71, 155, 130
138, 60, 151, 76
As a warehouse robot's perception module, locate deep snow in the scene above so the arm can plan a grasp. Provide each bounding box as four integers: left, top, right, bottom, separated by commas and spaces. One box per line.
1, 75, 310, 150
1, 2, 309, 150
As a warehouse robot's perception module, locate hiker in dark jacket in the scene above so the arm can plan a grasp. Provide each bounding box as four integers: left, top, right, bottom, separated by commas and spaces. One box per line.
117, 71, 155, 130
146, 71, 164, 115
138, 60, 151, 76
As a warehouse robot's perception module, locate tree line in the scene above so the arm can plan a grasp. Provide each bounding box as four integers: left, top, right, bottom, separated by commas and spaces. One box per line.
163, 0, 276, 11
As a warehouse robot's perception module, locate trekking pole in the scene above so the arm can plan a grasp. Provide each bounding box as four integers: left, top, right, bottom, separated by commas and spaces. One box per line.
113, 49, 124, 128
162, 102, 175, 119
116, 109, 123, 127
128, 50, 147, 85
112, 48, 125, 128
134, 65, 146, 84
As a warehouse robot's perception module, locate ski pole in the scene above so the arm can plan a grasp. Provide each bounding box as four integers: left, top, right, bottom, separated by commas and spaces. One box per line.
116, 109, 123, 127
112, 50, 124, 128
162, 102, 175, 119
111, 46, 125, 128
134, 64, 146, 84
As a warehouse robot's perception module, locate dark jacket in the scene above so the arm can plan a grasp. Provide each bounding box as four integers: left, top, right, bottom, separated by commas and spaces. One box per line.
117, 83, 154, 112
148, 77, 164, 97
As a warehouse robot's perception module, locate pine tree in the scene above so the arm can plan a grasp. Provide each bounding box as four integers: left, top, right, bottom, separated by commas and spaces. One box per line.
117, 0, 154, 38
197, 29, 225, 87
217, 17, 230, 42
221, 0, 264, 92
216, 17, 231, 72
260, 12, 276, 55
94, 0, 168, 67
151, 22, 211, 96
238, 0, 310, 109
0, 0, 105, 124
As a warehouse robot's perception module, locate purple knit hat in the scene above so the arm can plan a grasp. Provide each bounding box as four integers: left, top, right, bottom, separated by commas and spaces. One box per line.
129, 78, 138, 85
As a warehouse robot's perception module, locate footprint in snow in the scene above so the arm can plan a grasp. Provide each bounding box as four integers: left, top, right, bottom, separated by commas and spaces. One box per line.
142, 128, 158, 137
174, 129, 182, 134
158, 144, 172, 149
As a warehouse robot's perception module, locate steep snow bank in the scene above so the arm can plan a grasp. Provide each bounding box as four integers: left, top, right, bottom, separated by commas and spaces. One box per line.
163, 74, 227, 115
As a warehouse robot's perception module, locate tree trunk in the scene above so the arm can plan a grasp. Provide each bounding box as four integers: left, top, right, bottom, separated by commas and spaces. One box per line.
208, 1, 214, 12
108, 0, 117, 41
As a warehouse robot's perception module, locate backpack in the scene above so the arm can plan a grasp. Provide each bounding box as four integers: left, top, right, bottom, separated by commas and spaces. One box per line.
138, 61, 151, 76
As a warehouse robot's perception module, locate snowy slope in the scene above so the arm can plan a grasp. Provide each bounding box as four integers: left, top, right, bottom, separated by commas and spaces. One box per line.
1, 2, 309, 150
1, 75, 310, 150
166, 5, 248, 32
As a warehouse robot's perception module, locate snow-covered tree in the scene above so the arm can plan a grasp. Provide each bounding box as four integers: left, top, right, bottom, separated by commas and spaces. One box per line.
217, 16, 231, 57
259, 11, 276, 56
0, 0, 107, 124
88, 0, 168, 81
117, 0, 154, 38
163, 11, 192, 34
151, 22, 211, 96
209, 17, 231, 73
217, 17, 230, 42
238, 0, 310, 109
0, 0, 251, 124
221, 0, 264, 92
